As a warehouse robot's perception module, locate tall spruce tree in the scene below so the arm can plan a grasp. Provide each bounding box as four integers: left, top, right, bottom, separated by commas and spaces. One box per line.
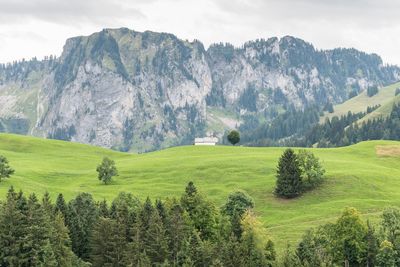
90, 217, 127, 266
0, 155, 14, 182
67, 193, 98, 260
144, 208, 168, 264
42, 191, 53, 216
41, 240, 58, 267
166, 201, 192, 265
22, 194, 53, 266
221, 234, 243, 267
50, 212, 74, 266
55, 193, 68, 217
0, 187, 25, 266
275, 149, 303, 198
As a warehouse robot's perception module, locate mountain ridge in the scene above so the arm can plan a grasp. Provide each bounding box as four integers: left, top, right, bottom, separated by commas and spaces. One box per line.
0, 27, 399, 151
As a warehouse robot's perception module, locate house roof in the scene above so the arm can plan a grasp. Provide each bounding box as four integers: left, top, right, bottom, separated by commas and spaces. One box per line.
194, 137, 218, 143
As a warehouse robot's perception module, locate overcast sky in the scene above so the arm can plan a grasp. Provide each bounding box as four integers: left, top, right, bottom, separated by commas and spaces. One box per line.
0, 0, 399, 65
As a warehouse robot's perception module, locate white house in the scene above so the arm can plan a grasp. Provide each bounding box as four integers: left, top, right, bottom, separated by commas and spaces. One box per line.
194, 137, 219, 146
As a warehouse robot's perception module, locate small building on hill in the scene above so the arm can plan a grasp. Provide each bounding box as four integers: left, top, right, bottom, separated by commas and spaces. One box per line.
194, 137, 218, 146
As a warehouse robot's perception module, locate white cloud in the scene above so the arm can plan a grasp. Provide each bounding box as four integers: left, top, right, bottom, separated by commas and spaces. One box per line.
0, 0, 399, 65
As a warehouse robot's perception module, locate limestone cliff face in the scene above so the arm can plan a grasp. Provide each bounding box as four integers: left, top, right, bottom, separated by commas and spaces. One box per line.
1, 28, 212, 151
207, 36, 400, 111
0, 28, 398, 151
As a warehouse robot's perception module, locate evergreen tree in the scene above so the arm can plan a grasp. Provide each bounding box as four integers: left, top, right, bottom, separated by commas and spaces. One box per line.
144, 208, 168, 264
40, 240, 58, 267
178, 230, 204, 267
240, 230, 263, 267
137, 251, 152, 267
21, 194, 53, 266
110, 192, 140, 240
42, 191, 53, 216
140, 197, 155, 233
55, 193, 68, 217
221, 234, 243, 267
126, 219, 143, 266
67, 193, 98, 260
181, 182, 217, 240
275, 149, 303, 198
156, 199, 168, 225
90, 217, 127, 266
0, 187, 25, 266
165, 200, 192, 264
296, 229, 330, 266
181, 181, 199, 217
0, 155, 14, 182
264, 240, 276, 266
50, 212, 74, 266
123, 197, 155, 265
281, 245, 301, 267
98, 199, 109, 217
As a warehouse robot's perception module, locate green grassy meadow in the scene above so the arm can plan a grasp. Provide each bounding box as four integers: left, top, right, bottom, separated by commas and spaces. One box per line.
0, 133, 399, 250
321, 82, 400, 122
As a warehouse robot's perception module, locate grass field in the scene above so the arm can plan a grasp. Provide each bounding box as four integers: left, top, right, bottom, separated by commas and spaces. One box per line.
0, 133, 399, 250
321, 82, 400, 122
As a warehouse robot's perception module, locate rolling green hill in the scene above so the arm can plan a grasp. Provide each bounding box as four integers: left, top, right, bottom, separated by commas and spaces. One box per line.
0, 133, 399, 250
321, 82, 400, 122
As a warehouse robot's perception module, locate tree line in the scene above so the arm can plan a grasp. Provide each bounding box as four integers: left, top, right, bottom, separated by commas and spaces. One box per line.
2, 185, 400, 266
306, 103, 400, 147
0, 183, 276, 266
240, 102, 399, 148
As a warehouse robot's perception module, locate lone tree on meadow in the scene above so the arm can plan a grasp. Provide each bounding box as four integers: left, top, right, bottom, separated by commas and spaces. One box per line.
0, 155, 14, 183
275, 149, 302, 198
96, 157, 118, 184
227, 130, 240, 146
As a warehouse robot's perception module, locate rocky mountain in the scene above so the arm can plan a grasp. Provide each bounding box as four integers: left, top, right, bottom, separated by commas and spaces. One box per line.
0, 28, 399, 152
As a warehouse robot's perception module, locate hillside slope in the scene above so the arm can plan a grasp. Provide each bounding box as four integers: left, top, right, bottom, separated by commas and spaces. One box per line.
0, 133, 399, 249
321, 81, 400, 122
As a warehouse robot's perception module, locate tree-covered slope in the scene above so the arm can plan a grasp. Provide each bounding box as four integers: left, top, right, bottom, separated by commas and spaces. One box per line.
0, 133, 399, 250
